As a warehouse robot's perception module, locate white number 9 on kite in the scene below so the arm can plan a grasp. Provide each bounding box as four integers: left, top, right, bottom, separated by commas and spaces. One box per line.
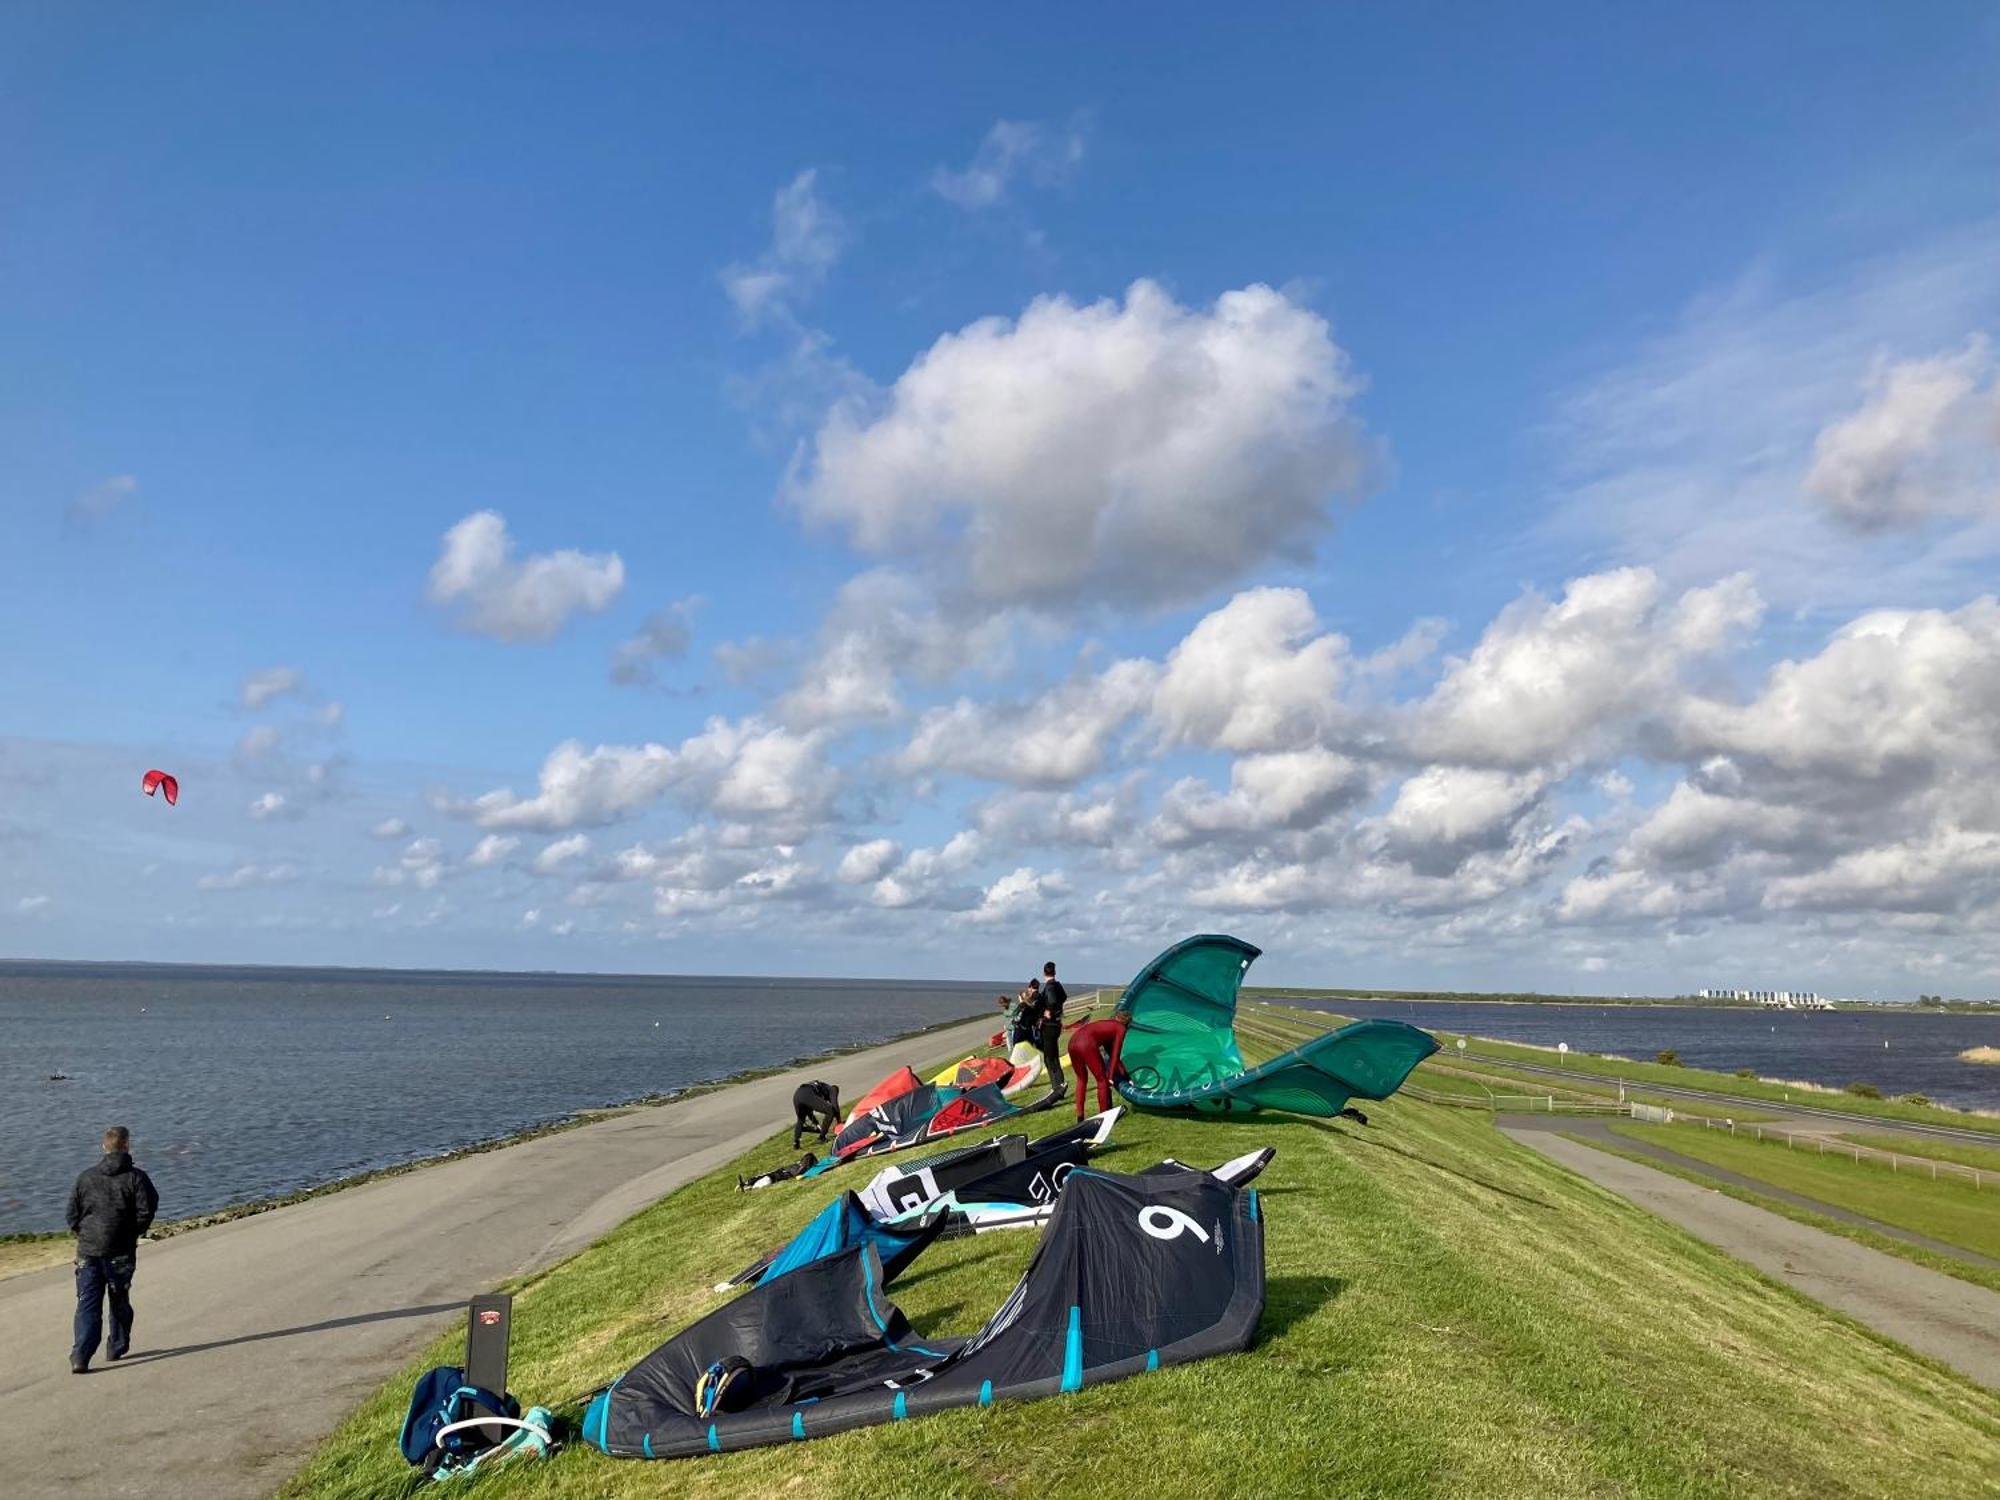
1138, 1205, 1210, 1243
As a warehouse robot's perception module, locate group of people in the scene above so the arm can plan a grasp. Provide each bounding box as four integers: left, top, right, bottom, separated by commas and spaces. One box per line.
1000, 961, 1129, 1120
998, 960, 1074, 1098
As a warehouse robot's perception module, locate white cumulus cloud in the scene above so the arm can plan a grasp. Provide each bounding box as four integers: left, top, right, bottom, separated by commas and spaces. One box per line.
900, 660, 1160, 787
533, 833, 592, 874
1804, 337, 2000, 532
466, 834, 520, 868
837, 837, 901, 884
790, 280, 1371, 611
1152, 587, 1349, 753
427, 511, 624, 643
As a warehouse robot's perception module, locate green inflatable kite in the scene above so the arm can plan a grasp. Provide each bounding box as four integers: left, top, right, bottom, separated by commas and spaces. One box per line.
1113, 934, 1439, 1116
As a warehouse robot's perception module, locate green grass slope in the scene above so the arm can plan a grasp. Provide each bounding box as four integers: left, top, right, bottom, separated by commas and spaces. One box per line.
1609, 1122, 2000, 1263
285, 1093, 1998, 1500
1405, 1030, 2000, 1134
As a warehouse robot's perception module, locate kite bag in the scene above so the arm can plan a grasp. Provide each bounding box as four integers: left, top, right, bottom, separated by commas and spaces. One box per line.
398, 1365, 519, 1474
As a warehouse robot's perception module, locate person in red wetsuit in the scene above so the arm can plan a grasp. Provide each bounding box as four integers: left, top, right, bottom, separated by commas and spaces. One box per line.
1066, 1015, 1129, 1120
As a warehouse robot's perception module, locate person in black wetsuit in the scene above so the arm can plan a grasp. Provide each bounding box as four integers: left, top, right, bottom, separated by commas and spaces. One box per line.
791, 1080, 841, 1149
1036, 962, 1069, 1098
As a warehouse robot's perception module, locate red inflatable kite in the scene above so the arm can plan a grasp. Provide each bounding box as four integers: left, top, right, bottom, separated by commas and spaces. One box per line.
141, 769, 179, 806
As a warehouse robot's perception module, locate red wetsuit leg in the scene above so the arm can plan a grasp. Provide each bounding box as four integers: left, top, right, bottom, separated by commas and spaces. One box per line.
1067, 1032, 1097, 1120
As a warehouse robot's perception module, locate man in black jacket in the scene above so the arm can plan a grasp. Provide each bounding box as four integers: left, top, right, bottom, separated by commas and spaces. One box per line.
66, 1125, 157, 1373
1036, 961, 1069, 1099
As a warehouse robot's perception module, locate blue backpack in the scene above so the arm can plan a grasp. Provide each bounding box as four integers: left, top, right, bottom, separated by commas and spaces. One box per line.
399, 1365, 519, 1472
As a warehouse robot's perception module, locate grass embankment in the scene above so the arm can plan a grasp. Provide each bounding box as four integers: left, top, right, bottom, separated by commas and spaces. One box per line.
287, 1101, 1997, 1497
1608, 1122, 2000, 1265
1577, 1129, 2000, 1297
1836, 1133, 2000, 1175
1415, 1032, 2000, 1135
1249, 986, 1718, 1007
1252, 1004, 1774, 1118
0, 1235, 73, 1278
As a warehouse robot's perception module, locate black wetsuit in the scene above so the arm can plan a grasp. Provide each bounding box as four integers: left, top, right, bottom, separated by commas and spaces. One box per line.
1037, 978, 1069, 1095
792, 1081, 841, 1149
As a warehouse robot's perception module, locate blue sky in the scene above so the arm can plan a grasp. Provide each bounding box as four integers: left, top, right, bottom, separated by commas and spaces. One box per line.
6, 6, 2000, 992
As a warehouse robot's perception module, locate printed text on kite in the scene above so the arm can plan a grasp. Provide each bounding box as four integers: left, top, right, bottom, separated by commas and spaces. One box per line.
142, 769, 179, 806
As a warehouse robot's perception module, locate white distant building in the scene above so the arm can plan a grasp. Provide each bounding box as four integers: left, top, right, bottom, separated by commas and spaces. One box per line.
1697, 986, 1831, 1010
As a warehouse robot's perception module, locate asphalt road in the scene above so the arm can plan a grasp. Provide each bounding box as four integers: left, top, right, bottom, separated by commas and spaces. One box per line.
1503, 1125, 2000, 1391
0, 1014, 998, 1500
1507, 1116, 2000, 1271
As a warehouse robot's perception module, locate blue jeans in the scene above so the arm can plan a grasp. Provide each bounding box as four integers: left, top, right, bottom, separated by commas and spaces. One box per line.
72, 1253, 136, 1364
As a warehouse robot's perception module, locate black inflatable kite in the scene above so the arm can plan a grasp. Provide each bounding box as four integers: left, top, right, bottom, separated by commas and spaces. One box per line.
583, 1163, 1265, 1458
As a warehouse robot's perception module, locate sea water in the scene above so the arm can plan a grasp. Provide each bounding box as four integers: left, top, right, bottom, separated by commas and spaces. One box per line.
1303, 997, 2000, 1113
0, 962, 993, 1234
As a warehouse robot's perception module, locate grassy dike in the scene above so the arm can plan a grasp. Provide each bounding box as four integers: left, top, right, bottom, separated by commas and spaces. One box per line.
284, 1095, 1997, 1497
1403, 1029, 2000, 1135
1606, 1123, 2000, 1268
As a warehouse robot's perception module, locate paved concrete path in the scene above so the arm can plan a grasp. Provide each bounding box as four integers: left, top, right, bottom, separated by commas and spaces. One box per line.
1503, 1126, 2000, 1391
1, 1015, 998, 1500
1505, 1116, 2000, 1271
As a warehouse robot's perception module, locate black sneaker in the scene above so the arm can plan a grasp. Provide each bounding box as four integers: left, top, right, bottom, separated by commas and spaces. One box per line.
107, 1350, 126, 1362
70, 1358, 88, 1375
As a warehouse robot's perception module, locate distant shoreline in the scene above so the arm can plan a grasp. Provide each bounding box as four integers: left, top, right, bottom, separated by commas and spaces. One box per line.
0, 954, 1031, 989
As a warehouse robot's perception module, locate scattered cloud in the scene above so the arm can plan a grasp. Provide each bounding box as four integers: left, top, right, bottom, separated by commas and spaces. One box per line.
197, 863, 301, 892
236, 725, 283, 762
1540, 227, 2000, 612
427, 511, 624, 643
775, 570, 1012, 729
372, 839, 444, 891
721, 169, 846, 327
247, 791, 297, 821
966, 866, 1067, 924
465, 834, 519, 868
610, 599, 699, 686
931, 118, 1085, 210
900, 660, 1160, 787
64, 475, 138, 528
1804, 336, 1999, 532
1406, 569, 1761, 768
533, 833, 591, 874
241, 667, 305, 710
1155, 750, 1370, 847
16, 894, 51, 914
369, 817, 411, 840
452, 718, 839, 838
836, 837, 901, 884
